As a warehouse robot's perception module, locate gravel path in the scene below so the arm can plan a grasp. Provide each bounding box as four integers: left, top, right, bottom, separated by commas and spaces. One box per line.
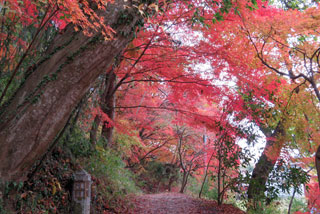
128, 193, 218, 214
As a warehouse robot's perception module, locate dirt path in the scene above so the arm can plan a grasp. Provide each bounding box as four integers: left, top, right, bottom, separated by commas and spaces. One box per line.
126, 193, 226, 214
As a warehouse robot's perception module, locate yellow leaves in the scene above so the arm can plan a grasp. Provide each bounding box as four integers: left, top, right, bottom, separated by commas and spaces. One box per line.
133, 3, 146, 16
148, 3, 159, 12
138, 4, 145, 15
52, 185, 56, 195
134, 2, 160, 17
51, 178, 62, 195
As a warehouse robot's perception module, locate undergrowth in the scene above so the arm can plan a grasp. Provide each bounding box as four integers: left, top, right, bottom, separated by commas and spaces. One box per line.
0, 125, 141, 213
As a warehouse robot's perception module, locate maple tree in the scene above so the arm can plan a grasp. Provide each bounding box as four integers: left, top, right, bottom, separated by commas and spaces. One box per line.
232, 2, 320, 210
174, 126, 204, 193
242, 4, 320, 132
179, 1, 320, 211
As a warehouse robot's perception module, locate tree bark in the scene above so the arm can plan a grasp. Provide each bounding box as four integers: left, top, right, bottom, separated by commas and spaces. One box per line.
180, 169, 190, 193
316, 145, 320, 189
0, 0, 143, 181
90, 115, 101, 146
199, 151, 215, 198
247, 121, 285, 209
101, 70, 117, 147
287, 188, 296, 214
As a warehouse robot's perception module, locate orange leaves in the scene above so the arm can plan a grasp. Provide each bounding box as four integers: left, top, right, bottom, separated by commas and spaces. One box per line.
54, 0, 115, 38
237, 1, 320, 83
2, 0, 116, 38
264, 138, 284, 164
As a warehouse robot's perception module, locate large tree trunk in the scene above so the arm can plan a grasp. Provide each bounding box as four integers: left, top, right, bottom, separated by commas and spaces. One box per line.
0, 0, 143, 181
101, 70, 117, 147
247, 121, 285, 209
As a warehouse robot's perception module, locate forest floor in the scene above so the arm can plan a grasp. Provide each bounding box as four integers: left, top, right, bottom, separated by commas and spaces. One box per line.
120, 192, 246, 214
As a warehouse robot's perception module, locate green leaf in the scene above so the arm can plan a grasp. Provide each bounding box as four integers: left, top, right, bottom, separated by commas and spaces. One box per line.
214, 12, 224, 21
251, 0, 258, 6
234, 7, 241, 16
199, 16, 205, 23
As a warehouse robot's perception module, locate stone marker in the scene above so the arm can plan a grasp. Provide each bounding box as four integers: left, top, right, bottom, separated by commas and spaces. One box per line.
72, 169, 92, 214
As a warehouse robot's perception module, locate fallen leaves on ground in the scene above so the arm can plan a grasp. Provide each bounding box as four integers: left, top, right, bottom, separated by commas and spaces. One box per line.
118, 192, 246, 214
